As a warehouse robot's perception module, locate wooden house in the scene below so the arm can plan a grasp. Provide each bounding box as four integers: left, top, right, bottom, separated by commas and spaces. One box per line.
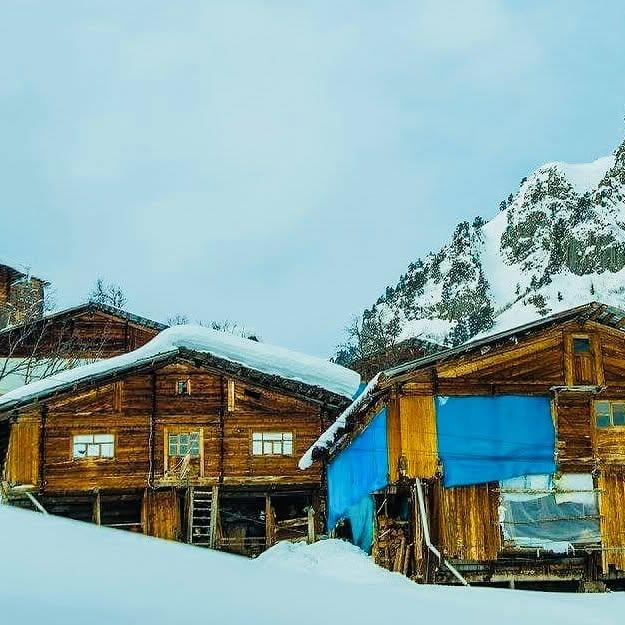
0, 326, 360, 556
0, 302, 166, 394
0, 259, 48, 328
302, 302, 625, 590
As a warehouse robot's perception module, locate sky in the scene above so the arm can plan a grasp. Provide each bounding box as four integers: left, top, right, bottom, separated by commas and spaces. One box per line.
2, 1, 625, 357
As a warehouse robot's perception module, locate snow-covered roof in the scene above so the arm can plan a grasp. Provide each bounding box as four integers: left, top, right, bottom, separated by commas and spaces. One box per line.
300, 301, 625, 468
299, 373, 380, 469
0, 325, 361, 412
0, 301, 167, 336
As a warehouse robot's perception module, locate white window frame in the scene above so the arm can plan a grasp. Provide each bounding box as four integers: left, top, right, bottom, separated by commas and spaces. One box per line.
72, 434, 115, 460
251, 431, 293, 456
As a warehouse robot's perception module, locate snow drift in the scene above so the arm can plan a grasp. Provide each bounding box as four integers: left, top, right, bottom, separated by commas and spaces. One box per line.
0, 506, 623, 625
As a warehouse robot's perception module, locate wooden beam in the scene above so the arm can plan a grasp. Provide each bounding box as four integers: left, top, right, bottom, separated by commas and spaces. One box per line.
209, 485, 219, 549
265, 493, 274, 548
307, 506, 316, 544
93, 490, 101, 525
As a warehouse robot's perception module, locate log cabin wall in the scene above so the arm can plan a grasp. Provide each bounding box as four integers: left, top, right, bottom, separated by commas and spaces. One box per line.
8, 360, 326, 494
43, 381, 150, 492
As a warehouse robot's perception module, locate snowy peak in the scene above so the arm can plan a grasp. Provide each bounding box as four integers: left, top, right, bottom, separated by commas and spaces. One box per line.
343, 138, 625, 356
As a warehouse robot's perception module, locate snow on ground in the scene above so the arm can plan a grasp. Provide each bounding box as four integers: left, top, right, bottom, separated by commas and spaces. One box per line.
0, 324, 361, 409
0, 505, 623, 625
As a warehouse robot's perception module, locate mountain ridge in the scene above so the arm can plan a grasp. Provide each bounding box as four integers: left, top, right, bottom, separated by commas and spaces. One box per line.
338, 137, 625, 363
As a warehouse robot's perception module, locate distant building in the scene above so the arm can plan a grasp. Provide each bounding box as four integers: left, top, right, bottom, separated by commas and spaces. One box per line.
0, 260, 48, 328
0, 302, 167, 395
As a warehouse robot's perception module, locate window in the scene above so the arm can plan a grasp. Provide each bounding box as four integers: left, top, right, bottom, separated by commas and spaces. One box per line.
168, 431, 200, 457
73, 434, 114, 459
595, 401, 625, 428
176, 379, 191, 395
252, 432, 293, 456
573, 337, 591, 353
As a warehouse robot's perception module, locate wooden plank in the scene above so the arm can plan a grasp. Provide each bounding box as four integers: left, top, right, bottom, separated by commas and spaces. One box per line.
210, 485, 220, 548
436, 482, 500, 561
598, 470, 625, 572
399, 395, 438, 479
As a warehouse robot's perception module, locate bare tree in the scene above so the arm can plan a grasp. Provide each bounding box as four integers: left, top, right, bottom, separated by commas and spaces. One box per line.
0, 292, 120, 393
335, 307, 402, 366
167, 313, 190, 326
167, 314, 260, 342
89, 279, 127, 309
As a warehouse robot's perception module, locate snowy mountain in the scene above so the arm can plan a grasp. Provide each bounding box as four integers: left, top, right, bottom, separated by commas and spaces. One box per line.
345, 139, 625, 354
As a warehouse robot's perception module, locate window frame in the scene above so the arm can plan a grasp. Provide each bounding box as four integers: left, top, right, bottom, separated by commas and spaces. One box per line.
167, 430, 201, 457
594, 400, 625, 429
71, 433, 116, 460
251, 431, 294, 457
175, 379, 191, 396
573, 336, 591, 354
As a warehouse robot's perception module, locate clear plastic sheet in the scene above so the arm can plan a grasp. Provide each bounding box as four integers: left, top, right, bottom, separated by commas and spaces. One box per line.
500, 473, 600, 551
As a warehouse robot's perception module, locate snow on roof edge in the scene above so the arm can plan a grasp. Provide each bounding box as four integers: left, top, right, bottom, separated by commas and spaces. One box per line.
299, 373, 381, 470
0, 325, 361, 411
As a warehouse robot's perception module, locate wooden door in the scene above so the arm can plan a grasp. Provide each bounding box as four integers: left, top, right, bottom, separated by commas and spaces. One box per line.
569, 334, 598, 385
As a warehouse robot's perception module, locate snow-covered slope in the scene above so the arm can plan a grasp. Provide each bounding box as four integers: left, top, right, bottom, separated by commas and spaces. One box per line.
0, 506, 623, 624
345, 139, 625, 350
0, 325, 361, 409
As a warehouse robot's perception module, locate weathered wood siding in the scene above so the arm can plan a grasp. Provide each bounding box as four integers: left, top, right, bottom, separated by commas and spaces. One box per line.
4, 411, 39, 484
143, 489, 180, 540
599, 470, 625, 572
555, 392, 594, 471
0, 309, 159, 359
388, 394, 438, 481
388, 319, 625, 569
435, 482, 501, 561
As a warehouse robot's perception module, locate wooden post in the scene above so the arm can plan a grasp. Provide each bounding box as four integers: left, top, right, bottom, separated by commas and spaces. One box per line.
209, 485, 219, 549
187, 487, 194, 544
307, 506, 316, 544
93, 490, 102, 525
265, 494, 275, 549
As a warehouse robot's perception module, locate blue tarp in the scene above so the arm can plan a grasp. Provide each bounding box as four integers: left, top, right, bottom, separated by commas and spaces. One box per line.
435, 395, 556, 487
327, 408, 388, 553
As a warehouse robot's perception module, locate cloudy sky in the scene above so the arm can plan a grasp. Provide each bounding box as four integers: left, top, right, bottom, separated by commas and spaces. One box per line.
2, 1, 625, 356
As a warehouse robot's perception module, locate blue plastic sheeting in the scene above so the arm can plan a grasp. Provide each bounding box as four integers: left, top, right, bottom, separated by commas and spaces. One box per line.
327, 408, 388, 553
435, 395, 556, 487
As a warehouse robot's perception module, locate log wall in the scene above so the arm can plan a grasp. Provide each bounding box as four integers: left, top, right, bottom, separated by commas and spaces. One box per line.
12, 361, 326, 494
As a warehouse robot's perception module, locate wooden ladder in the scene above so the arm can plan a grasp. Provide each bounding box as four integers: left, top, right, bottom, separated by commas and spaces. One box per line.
188, 486, 219, 548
